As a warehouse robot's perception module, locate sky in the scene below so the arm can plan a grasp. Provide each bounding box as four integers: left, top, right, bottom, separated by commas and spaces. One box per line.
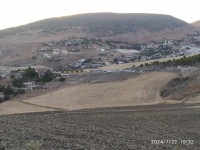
0, 0, 199, 30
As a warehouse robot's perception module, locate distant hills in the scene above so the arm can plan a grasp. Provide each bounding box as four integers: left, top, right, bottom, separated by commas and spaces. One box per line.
0, 13, 195, 43
0, 13, 197, 67
191, 20, 200, 26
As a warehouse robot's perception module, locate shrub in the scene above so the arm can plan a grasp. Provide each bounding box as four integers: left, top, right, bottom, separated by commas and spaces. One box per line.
10, 74, 15, 79
25, 140, 41, 150
58, 77, 66, 82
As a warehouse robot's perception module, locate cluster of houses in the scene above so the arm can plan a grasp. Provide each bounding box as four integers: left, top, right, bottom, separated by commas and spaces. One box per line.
0, 67, 70, 92
0, 69, 11, 79
42, 48, 70, 60
38, 33, 200, 69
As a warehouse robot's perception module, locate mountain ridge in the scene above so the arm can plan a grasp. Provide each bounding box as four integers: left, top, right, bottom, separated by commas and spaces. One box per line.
0, 13, 194, 42
0, 13, 197, 67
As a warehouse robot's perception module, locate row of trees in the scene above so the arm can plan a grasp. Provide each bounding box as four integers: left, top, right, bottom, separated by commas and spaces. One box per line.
139, 54, 200, 68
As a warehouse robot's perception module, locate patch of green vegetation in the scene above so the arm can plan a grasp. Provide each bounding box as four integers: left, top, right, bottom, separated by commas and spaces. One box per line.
25, 140, 41, 150
41, 70, 53, 82
58, 77, 66, 82
139, 54, 200, 68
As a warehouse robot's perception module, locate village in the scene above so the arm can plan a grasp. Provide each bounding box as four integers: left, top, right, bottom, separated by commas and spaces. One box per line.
0, 66, 71, 101
37, 31, 200, 70
1, 31, 200, 101
1, 31, 200, 102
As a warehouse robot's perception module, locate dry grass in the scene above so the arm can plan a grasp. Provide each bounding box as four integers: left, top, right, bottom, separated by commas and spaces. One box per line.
0, 100, 51, 115
21, 71, 178, 111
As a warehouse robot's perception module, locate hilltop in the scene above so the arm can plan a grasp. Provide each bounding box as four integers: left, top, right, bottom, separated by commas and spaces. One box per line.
0, 13, 194, 43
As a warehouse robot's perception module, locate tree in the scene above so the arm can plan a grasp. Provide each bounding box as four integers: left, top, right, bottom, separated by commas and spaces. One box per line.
23, 67, 37, 79
12, 78, 24, 87
139, 64, 144, 67
0, 84, 5, 92
114, 58, 118, 63
145, 63, 150, 67
3, 85, 14, 95
42, 70, 53, 82
59, 77, 66, 82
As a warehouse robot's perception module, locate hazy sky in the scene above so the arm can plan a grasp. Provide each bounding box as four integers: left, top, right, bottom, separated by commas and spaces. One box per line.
0, 0, 199, 30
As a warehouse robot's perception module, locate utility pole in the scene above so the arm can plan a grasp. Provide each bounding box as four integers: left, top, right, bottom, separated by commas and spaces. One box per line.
51, 93, 54, 115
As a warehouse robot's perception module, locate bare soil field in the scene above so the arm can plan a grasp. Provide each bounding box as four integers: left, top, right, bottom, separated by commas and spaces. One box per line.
0, 104, 200, 150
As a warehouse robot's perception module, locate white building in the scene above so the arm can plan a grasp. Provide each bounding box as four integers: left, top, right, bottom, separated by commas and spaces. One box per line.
53, 51, 60, 56
61, 50, 69, 55
43, 53, 52, 59
23, 81, 38, 91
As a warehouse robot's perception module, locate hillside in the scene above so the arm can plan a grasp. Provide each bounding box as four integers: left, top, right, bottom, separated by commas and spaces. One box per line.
192, 20, 200, 26
0, 13, 196, 67
0, 13, 194, 43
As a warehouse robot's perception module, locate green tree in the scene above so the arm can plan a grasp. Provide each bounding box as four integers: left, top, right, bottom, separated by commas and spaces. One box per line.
12, 78, 24, 87
3, 85, 14, 95
0, 84, 5, 92
42, 70, 53, 82
144, 63, 150, 67
114, 58, 118, 63
139, 64, 144, 67
23, 67, 37, 79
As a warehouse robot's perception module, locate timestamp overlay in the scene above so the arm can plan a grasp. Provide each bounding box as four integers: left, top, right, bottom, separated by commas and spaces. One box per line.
150, 139, 200, 149
151, 139, 195, 145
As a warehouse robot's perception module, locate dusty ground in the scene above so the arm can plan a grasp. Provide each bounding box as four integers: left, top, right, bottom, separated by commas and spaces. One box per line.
22, 71, 178, 111
0, 104, 200, 150
0, 71, 178, 115
0, 100, 51, 115
1, 70, 200, 150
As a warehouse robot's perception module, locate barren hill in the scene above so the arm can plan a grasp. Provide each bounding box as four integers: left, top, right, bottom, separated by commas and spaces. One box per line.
0, 13, 196, 66
191, 20, 200, 26
0, 13, 194, 43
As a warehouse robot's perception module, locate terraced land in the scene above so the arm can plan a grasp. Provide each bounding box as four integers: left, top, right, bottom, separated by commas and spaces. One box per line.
1, 104, 200, 150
